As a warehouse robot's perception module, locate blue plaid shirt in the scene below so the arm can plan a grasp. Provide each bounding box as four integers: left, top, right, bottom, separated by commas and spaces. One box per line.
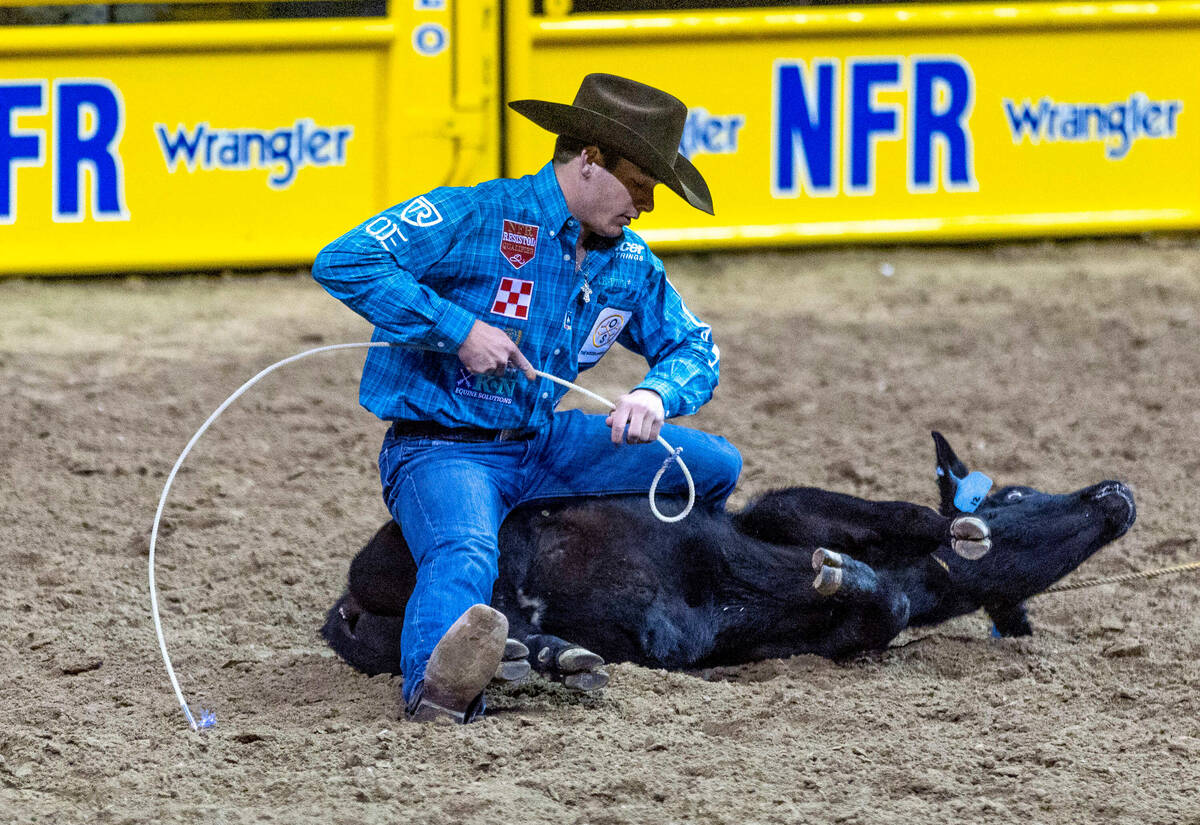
312, 163, 720, 429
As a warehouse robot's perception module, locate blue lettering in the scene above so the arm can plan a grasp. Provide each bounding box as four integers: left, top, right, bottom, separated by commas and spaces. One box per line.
204, 132, 221, 166
267, 128, 296, 187
54, 80, 128, 222
1166, 101, 1182, 133
1004, 98, 1045, 142
335, 127, 352, 162
911, 58, 975, 192
1004, 98, 1048, 143
679, 108, 745, 159
242, 132, 266, 168
1143, 102, 1163, 137
1004, 93, 1183, 160
155, 122, 207, 171
155, 119, 353, 188
848, 59, 902, 194
308, 129, 331, 163
772, 59, 838, 197
0, 81, 46, 224
218, 134, 241, 167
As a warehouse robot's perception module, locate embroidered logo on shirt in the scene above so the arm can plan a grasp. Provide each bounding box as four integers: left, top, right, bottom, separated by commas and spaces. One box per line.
500, 220, 539, 270
454, 368, 516, 405
400, 196, 443, 227
617, 241, 645, 261
490, 277, 534, 320
578, 308, 632, 366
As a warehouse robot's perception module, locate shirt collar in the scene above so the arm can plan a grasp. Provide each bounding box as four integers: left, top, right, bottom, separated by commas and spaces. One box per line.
531, 162, 573, 239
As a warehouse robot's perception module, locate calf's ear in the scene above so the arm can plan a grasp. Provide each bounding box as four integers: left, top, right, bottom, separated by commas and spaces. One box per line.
932, 431, 970, 515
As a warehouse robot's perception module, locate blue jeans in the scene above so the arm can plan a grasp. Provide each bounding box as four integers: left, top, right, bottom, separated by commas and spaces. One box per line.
377, 409, 742, 703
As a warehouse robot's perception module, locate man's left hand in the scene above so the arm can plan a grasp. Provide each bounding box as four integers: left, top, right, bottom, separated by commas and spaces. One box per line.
606, 389, 665, 445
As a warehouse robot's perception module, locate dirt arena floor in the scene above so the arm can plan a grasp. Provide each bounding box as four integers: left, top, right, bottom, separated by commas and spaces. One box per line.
3, 237, 1199, 824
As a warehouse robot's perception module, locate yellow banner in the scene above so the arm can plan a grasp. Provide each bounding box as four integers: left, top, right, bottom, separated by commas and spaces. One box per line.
0, 3, 499, 275
505, 2, 1200, 248
3, 2, 1196, 274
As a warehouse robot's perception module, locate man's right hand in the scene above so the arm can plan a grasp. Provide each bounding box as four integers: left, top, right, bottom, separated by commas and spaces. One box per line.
458, 320, 537, 381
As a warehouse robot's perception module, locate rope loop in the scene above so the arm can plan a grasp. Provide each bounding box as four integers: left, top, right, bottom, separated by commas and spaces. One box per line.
648, 446, 694, 523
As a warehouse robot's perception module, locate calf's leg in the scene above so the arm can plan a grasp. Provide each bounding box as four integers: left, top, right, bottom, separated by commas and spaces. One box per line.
808, 550, 911, 657
735, 487, 990, 563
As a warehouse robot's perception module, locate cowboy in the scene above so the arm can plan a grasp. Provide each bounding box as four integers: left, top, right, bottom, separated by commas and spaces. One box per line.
313, 73, 742, 723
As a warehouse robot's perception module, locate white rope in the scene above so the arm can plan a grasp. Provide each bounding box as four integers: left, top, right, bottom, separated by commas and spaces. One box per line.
149, 342, 695, 730
533, 370, 695, 522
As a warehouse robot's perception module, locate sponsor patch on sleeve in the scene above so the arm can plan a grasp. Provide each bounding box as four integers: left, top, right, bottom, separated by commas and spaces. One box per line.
400, 195, 443, 227
500, 219, 539, 269
490, 276, 534, 320
577, 307, 632, 366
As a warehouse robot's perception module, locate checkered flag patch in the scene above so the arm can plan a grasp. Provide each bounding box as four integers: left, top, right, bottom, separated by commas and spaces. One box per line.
490, 277, 534, 320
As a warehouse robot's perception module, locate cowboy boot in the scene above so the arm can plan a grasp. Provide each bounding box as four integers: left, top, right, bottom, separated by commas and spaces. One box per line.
405, 604, 508, 724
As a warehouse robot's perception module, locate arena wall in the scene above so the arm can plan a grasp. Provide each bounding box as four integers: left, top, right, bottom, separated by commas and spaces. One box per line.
1, 0, 1196, 274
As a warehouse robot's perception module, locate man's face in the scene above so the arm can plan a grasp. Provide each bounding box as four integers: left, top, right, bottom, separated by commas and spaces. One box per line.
578, 153, 658, 238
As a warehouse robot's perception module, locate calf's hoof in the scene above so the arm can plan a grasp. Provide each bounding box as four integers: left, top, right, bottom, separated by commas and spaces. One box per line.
951, 516, 992, 560
536, 644, 608, 693
812, 564, 843, 596
493, 638, 532, 684
564, 668, 609, 692
811, 548, 844, 571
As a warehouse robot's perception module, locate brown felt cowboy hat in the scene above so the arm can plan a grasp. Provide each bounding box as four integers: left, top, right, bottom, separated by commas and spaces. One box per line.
509, 73, 714, 215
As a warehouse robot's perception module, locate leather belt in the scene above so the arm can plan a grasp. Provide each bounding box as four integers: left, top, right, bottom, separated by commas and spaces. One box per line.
389, 420, 536, 442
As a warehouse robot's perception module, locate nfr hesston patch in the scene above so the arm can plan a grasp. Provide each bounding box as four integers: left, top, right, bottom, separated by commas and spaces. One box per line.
491, 277, 534, 320
500, 220, 539, 270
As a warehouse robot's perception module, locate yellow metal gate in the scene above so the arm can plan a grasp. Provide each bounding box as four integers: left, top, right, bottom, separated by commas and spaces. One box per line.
0, 0, 499, 275
504, 1, 1200, 250
3, 0, 1199, 274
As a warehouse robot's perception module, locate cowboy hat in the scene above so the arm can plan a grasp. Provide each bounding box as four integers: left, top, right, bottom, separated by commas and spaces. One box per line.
508, 73, 714, 215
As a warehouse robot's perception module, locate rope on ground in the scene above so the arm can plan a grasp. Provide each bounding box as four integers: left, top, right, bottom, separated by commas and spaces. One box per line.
149, 341, 694, 731
1039, 560, 1200, 595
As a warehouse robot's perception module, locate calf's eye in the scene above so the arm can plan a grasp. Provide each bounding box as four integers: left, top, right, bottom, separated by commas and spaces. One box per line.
1005, 491, 1024, 501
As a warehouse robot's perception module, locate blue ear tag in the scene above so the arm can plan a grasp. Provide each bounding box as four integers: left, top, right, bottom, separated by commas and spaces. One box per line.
953, 470, 993, 513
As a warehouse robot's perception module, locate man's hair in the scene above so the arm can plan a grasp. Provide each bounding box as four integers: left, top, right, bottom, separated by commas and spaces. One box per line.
553, 134, 624, 170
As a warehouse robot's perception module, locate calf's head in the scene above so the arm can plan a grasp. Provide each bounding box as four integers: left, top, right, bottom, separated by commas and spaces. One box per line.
932, 432, 1136, 604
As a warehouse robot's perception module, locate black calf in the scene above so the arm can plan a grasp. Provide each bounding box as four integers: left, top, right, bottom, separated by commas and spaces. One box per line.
322, 433, 1136, 688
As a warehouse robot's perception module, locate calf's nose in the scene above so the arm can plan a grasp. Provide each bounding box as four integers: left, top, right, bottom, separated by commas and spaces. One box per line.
1088, 481, 1136, 532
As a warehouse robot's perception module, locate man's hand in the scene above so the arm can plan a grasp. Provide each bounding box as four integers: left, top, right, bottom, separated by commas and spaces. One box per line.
606, 389, 665, 445
458, 320, 537, 381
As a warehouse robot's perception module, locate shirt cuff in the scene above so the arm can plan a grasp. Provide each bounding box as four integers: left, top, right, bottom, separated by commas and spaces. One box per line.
425, 300, 477, 353
634, 378, 680, 418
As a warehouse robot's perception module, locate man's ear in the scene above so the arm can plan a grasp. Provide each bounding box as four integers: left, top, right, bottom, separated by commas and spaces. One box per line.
581, 145, 604, 172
